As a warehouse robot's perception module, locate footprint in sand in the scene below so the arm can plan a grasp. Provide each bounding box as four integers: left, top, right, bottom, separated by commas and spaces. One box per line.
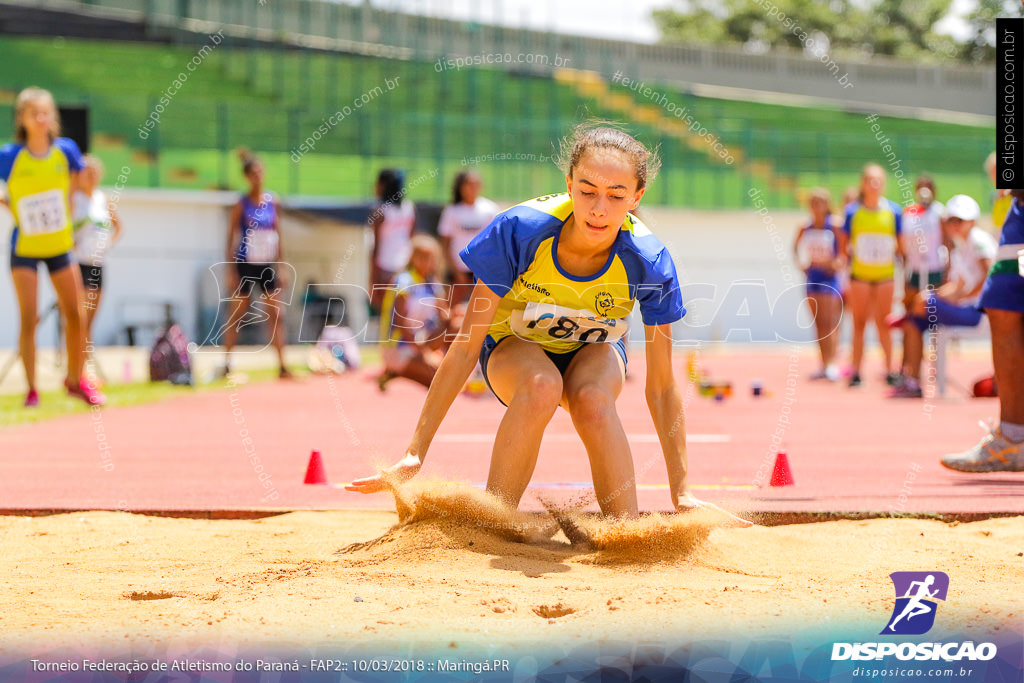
124, 590, 219, 601
125, 590, 179, 601
532, 603, 576, 619
481, 597, 517, 614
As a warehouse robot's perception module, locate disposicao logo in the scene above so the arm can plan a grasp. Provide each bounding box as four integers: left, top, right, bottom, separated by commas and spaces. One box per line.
883, 571, 948, 635
831, 571, 998, 662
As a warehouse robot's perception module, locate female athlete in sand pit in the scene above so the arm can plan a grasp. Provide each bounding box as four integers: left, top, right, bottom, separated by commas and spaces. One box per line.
349, 124, 746, 522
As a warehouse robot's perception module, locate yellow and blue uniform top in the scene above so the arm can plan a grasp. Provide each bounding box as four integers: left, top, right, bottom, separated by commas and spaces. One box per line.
0, 137, 84, 258
460, 193, 685, 354
842, 198, 903, 282
379, 267, 446, 348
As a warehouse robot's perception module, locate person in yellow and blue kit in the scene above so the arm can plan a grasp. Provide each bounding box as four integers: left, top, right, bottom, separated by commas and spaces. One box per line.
349, 124, 750, 525
843, 163, 904, 389
1, 87, 104, 407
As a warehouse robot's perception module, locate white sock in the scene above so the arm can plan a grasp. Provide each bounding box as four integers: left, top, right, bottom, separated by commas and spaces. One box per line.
1000, 422, 1024, 444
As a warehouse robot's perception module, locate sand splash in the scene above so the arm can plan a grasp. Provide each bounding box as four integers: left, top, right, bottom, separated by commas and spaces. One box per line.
339, 480, 743, 566
573, 508, 722, 564
390, 480, 557, 544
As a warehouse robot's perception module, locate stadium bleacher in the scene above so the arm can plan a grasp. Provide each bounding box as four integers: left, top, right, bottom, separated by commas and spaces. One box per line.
0, 33, 992, 208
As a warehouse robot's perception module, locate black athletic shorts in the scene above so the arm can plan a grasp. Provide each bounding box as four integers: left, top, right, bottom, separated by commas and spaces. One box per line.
79, 264, 103, 291
235, 262, 278, 297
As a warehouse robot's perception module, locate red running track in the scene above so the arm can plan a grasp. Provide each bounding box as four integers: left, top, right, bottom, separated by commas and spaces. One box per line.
1, 348, 1022, 516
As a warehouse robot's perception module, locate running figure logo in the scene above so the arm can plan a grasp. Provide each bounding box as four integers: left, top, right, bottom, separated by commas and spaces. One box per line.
882, 571, 949, 635
194, 262, 295, 351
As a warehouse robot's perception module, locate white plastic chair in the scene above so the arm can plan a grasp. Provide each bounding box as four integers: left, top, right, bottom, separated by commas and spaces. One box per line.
931, 315, 990, 398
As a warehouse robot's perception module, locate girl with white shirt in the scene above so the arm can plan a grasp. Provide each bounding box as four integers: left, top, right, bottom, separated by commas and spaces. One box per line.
72, 155, 123, 340
369, 169, 415, 314
438, 171, 499, 301
891, 195, 996, 398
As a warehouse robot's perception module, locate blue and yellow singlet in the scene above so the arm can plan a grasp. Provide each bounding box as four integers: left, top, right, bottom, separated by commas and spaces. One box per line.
0, 137, 84, 258
460, 193, 685, 354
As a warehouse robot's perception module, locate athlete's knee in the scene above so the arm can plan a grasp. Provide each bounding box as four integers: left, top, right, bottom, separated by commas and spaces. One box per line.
567, 383, 617, 425
515, 370, 562, 409
18, 309, 36, 330
988, 309, 1024, 336
61, 303, 82, 327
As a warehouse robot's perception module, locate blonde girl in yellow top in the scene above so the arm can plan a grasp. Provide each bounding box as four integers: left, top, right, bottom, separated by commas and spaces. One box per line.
842, 163, 904, 388
1, 88, 102, 406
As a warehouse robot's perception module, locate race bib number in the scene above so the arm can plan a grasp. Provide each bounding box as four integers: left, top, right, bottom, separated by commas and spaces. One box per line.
16, 189, 67, 236
800, 230, 835, 265
510, 302, 626, 344
854, 234, 895, 266
246, 230, 279, 263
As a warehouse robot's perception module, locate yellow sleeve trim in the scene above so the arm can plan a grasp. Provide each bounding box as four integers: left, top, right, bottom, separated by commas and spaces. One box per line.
517, 193, 574, 221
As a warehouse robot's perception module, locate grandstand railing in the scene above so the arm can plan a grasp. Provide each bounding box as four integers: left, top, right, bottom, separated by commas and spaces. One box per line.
0, 3, 994, 208
41, 0, 996, 117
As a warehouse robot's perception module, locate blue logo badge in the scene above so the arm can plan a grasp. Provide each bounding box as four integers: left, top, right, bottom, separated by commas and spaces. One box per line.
882, 571, 949, 635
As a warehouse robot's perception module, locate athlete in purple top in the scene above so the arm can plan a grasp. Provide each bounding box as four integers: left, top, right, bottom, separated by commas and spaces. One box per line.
221, 150, 290, 378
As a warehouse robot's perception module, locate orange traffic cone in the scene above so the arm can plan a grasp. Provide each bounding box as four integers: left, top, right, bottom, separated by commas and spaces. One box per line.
769, 451, 795, 487
303, 450, 328, 485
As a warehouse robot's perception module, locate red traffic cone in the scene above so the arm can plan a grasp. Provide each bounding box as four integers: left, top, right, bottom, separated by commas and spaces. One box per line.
769, 451, 795, 487
303, 450, 328, 485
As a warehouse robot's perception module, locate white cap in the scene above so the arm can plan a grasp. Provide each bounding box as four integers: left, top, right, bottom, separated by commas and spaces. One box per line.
944, 194, 980, 221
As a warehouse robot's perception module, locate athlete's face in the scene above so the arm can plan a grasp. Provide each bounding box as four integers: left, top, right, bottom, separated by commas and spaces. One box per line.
246, 163, 265, 188
943, 216, 972, 241
915, 182, 934, 206
21, 99, 56, 142
81, 165, 100, 191
809, 196, 828, 218
861, 168, 885, 201
411, 247, 437, 278
460, 175, 481, 204
566, 149, 645, 247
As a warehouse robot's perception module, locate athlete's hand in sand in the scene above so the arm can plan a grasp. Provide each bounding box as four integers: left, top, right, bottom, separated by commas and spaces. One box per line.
345, 453, 422, 493
675, 492, 755, 527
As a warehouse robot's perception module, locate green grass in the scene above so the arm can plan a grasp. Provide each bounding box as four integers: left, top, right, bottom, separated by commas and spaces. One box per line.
0, 367, 282, 429
0, 36, 994, 208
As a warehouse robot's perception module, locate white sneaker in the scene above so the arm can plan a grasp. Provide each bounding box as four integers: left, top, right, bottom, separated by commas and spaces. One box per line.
824, 364, 839, 382
941, 427, 1024, 473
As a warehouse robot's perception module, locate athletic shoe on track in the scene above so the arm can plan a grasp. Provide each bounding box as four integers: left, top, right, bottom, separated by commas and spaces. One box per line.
824, 364, 839, 382
885, 372, 902, 386
810, 368, 829, 380
887, 381, 922, 398
848, 373, 862, 388
67, 378, 106, 406
24, 389, 39, 407
941, 427, 1024, 472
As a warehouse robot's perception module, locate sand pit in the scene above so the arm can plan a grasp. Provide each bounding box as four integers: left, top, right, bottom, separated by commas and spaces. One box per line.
1, 489, 1022, 654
